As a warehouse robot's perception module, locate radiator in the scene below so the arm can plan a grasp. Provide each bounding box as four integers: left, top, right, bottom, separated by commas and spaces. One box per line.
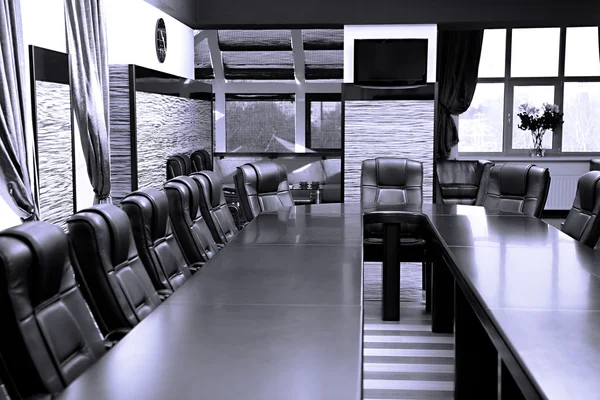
545, 176, 579, 210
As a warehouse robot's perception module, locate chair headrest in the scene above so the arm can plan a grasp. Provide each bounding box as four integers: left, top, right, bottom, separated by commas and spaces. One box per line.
578, 171, 600, 212
497, 164, 532, 196
122, 188, 170, 242
374, 157, 422, 187
251, 162, 288, 194
165, 175, 201, 219
0, 222, 70, 308
167, 154, 192, 177
68, 204, 135, 268
192, 171, 222, 208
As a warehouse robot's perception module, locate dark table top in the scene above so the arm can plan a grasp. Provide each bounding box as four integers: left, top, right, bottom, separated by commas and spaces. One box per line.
57, 205, 364, 400
57, 203, 600, 400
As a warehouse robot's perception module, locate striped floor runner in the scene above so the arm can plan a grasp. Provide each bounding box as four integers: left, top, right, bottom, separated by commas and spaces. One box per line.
363, 269, 455, 399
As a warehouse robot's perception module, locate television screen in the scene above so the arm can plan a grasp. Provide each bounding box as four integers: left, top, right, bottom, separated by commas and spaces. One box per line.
354, 39, 428, 87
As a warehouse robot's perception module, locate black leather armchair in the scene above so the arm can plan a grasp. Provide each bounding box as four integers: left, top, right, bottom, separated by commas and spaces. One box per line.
361, 157, 432, 309
164, 175, 220, 264
590, 159, 600, 171
191, 171, 240, 244
480, 163, 551, 218
435, 159, 493, 205
0, 222, 105, 398
166, 154, 192, 180
561, 171, 600, 248
233, 161, 295, 222
67, 204, 162, 334
191, 149, 212, 172
121, 188, 192, 292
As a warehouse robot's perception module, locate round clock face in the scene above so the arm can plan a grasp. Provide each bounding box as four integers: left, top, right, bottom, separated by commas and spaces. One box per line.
155, 18, 167, 63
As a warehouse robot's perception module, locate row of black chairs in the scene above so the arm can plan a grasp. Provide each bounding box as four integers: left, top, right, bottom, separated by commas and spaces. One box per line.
167, 149, 213, 180
0, 170, 241, 399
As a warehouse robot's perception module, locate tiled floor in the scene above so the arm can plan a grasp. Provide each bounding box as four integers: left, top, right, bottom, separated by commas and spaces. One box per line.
364, 262, 454, 399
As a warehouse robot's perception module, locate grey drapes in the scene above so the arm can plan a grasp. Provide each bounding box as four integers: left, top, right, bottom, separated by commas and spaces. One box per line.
65, 0, 111, 204
436, 30, 484, 159
0, 0, 38, 220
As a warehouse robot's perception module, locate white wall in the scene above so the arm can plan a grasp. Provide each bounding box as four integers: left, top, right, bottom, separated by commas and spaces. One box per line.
343, 24, 438, 83
105, 0, 194, 79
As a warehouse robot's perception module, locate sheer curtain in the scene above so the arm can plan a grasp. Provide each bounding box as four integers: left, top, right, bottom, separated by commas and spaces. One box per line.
65, 0, 112, 204
0, 0, 38, 221
436, 30, 484, 159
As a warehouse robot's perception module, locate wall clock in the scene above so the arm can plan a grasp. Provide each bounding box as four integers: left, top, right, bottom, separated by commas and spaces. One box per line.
155, 18, 167, 63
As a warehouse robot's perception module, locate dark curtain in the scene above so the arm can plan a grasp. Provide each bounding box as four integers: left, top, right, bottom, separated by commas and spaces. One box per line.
0, 0, 38, 220
65, 0, 111, 204
436, 30, 484, 159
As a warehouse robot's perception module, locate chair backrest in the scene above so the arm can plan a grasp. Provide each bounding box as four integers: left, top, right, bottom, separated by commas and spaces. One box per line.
361, 157, 423, 206
435, 159, 494, 205
164, 175, 219, 264
67, 204, 161, 333
0, 222, 105, 397
481, 163, 550, 218
166, 154, 192, 180
562, 171, 600, 248
233, 161, 295, 222
121, 188, 191, 292
191, 149, 213, 172
191, 171, 239, 244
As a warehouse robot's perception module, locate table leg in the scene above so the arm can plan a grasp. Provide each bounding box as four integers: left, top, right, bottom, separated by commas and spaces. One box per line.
382, 223, 400, 321
500, 360, 526, 400
425, 259, 432, 313
455, 282, 498, 399
431, 252, 454, 333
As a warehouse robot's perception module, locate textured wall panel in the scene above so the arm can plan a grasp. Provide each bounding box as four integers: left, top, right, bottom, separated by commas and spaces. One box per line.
344, 100, 434, 204
136, 92, 212, 190
35, 81, 74, 228
109, 65, 132, 205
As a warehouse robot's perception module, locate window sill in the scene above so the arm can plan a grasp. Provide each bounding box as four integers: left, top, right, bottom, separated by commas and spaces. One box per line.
456, 155, 596, 163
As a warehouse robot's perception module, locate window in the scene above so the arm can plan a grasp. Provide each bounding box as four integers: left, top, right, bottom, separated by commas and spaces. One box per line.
459, 26, 600, 155
225, 94, 295, 152
306, 94, 342, 150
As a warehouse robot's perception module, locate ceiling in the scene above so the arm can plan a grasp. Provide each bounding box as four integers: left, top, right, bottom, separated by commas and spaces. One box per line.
194, 29, 344, 82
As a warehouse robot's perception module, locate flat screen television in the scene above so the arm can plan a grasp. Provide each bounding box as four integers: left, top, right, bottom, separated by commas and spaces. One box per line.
354, 39, 428, 87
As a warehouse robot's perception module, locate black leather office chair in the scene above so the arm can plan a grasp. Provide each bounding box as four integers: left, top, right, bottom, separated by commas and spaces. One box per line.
361, 157, 432, 308
233, 161, 295, 222
0, 222, 105, 398
191, 171, 240, 244
191, 149, 212, 172
435, 159, 494, 205
121, 188, 191, 292
590, 159, 600, 171
164, 175, 220, 265
166, 154, 192, 180
561, 171, 600, 248
481, 163, 551, 218
67, 204, 162, 334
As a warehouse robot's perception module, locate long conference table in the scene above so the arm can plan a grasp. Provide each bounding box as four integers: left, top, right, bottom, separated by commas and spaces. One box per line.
56, 203, 600, 400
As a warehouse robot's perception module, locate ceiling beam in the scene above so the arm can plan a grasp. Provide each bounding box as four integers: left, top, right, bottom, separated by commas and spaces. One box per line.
290, 29, 305, 83
193, 30, 210, 46
206, 30, 225, 82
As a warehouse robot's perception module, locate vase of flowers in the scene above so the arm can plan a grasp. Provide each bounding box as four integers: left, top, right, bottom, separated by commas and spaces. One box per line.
517, 103, 564, 157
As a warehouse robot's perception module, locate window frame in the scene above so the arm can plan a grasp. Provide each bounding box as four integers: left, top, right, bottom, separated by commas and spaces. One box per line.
459, 26, 600, 157
305, 93, 343, 153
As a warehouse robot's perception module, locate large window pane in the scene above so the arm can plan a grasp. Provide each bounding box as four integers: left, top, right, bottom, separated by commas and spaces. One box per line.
309, 101, 341, 149
562, 82, 600, 152
511, 28, 560, 77
458, 83, 504, 152
512, 86, 554, 149
226, 99, 295, 152
565, 27, 600, 77
478, 29, 506, 78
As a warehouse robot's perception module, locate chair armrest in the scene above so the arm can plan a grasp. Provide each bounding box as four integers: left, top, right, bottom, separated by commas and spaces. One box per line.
157, 289, 174, 301
216, 243, 225, 249
104, 327, 132, 349
189, 262, 205, 273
